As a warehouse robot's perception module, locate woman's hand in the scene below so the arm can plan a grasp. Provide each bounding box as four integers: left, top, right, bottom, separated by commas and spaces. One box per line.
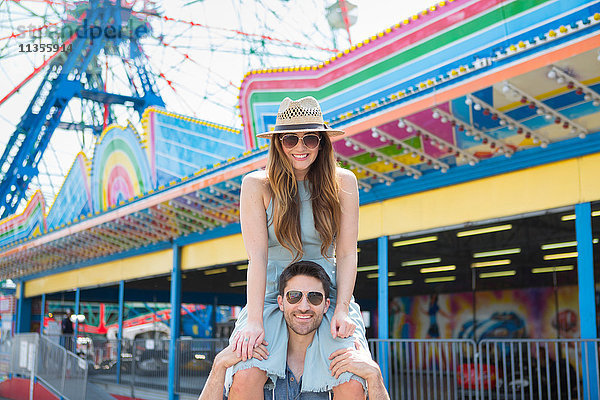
330, 308, 356, 339
214, 340, 270, 371
232, 320, 266, 361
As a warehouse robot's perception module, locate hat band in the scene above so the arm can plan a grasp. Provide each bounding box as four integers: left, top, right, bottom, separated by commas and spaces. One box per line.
273, 123, 326, 132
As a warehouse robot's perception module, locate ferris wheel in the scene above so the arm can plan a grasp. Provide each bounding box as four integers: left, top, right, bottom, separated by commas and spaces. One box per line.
0, 0, 348, 218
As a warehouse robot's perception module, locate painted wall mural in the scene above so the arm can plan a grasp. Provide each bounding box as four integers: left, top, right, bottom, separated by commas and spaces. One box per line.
390, 285, 579, 340
90, 124, 154, 212
0, 108, 242, 234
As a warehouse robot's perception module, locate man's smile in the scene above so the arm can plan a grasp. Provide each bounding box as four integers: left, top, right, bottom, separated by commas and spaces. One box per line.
293, 312, 314, 320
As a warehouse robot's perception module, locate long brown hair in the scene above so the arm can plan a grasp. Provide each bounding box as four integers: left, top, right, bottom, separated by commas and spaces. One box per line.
267, 133, 341, 261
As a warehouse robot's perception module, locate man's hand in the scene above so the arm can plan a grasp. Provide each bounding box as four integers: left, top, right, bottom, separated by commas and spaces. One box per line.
330, 309, 357, 339
214, 340, 269, 371
328, 340, 379, 380
329, 341, 390, 400
198, 341, 268, 400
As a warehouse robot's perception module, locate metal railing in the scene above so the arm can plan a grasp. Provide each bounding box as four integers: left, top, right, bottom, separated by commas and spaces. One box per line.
478, 339, 600, 400
0, 334, 11, 377
82, 336, 229, 395
19, 335, 600, 399
370, 338, 600, 400
370, 338, 479, 400
8, 333, 87, 400
176, 338, 229, 394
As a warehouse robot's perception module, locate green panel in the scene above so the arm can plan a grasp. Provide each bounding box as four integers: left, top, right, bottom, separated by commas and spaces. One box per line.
378, 145, 407, 157
351, 153, 378, 164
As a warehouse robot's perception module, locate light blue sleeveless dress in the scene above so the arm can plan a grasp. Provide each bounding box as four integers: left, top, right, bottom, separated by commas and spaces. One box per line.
224, 180, 368, 395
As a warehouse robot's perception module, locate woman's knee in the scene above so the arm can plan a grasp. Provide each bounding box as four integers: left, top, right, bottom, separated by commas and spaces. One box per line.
230, 367, 268, 394
332, 379, 365, 400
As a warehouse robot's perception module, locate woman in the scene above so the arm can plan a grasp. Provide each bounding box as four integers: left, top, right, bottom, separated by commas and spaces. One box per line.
226, 96, 368, 399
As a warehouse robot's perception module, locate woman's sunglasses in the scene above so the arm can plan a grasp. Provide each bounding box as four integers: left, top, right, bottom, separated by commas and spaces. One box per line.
279, 133, 321, 149
285, 290, 325, 306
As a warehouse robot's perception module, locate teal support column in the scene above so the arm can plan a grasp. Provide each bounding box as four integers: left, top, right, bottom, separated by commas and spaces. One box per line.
71, 288, 80, 353
40, 293, 46, 334
74, 288, 80, 337
168, 244, 182, 400
576, 202, 598, 400
116, 280, 125, 384
377, 236, 389, 389
16, 282, 31, 333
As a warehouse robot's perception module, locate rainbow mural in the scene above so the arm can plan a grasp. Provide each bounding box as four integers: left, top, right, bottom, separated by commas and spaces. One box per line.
90, 124, 154, 212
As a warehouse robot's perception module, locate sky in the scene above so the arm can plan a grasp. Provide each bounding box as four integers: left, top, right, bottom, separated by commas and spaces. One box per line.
0, 0, 439, 213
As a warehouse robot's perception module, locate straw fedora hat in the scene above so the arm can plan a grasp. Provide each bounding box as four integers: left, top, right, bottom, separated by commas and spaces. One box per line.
256, 96, 344, 138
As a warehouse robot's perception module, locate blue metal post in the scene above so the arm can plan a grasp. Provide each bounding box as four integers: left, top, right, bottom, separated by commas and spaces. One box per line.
74, 288, 80, 353
575, 202, 598, 400
377, 236, 389, 389
168, 244, 182, 400
16, 282, 31, 333
116, 280, 125, 384
40, 293, 46, 334
16, 283, 21, 333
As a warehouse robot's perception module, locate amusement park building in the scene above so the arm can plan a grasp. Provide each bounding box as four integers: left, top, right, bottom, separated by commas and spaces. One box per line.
1, 0, 600, 390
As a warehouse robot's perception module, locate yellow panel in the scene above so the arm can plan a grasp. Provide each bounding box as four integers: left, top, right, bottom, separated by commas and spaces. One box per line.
25, 250, 172, 298
579, 154, 600, 202
376, 157, 589, 239
181, 233, 247, 270
26, 272, 78, 297
358, 203, 383, 241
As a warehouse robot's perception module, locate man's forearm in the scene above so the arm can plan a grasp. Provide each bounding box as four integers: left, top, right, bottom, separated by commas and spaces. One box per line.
366, 374, 390, 400
198, 364, 227, 400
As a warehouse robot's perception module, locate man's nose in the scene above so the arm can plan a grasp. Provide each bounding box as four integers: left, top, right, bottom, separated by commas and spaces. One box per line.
297, 297, 311, 311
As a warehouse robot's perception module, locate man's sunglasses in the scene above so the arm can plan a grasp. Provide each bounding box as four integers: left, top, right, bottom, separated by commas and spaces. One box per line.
285, 290, 325, 306
279, 133, 321, 149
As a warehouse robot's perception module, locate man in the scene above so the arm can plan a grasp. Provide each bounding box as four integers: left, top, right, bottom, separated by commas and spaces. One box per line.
61, 308, 74, 335
61, 308, 74, 351
199, 261, 389, 400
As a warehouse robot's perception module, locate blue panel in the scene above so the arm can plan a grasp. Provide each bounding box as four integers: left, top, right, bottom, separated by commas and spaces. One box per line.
452, 97, 480, 149
46, 155, 92, 230
153, 112, 244, 188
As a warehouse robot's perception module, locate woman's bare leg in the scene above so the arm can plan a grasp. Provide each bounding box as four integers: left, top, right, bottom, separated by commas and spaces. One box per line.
229, 367, 268, 400
332, 379, 365, 399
